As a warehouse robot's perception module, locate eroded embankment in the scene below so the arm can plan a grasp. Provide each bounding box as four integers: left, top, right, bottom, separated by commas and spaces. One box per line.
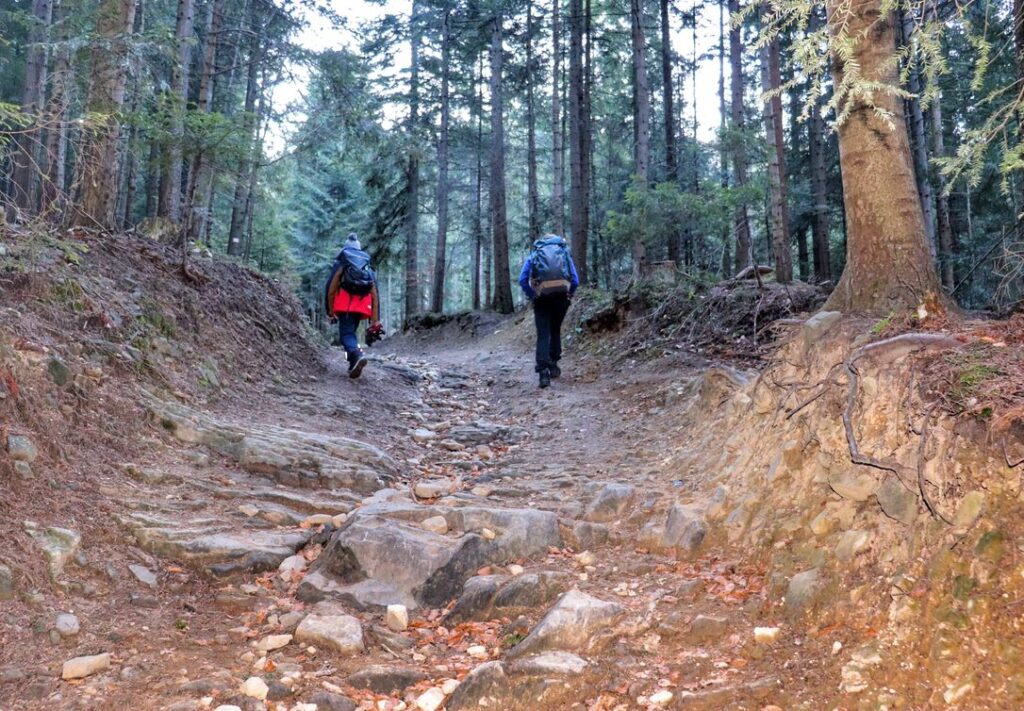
647, 313, 1024, 708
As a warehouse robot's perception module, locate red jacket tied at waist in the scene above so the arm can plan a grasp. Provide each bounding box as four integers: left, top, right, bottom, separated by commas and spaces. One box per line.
333, 289, 373, 318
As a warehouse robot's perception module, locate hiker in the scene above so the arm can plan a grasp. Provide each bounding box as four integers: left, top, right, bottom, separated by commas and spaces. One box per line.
518, 235, 580, 389
325, 233, 382, 379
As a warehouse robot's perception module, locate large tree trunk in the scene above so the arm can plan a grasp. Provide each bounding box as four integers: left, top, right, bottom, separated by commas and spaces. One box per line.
41, 0, 71, 217
158, 0, 194, 223
11, 0, 54, 216
568, 0, 587, 281
551, 0, 565, 236
630, 0, 650, 277
661, 0, 681, 264
526, 3, 540, 242
760, 37, 792, 283
728, 0, 752, 274
472, 51, 484, 311
718, 0, 730, 275
404, 0, 422, 320
489, 16, 514, 314
227, 3, 260, 256
430, 7, 452, 314
823, 0, 946, 314
184, 0, 224, 244
73, 0, 137, 230
582, 0, 593, 280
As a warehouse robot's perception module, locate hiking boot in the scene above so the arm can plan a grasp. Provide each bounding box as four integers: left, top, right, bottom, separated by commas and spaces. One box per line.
549, 363, 561, 379
539, 368, 551, 389
349, 353, 368, 379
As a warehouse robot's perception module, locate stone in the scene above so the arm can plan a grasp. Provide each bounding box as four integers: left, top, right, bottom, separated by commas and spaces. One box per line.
876, 477, 918, 524
128, 564, 158, 589
238, 504, 259, 517
467, 644, 489, 659
449, 572, 570, 623
415, 687, 446, 711
561, 520, 609, 550
649, 690, 674, 706
954, 491, 985, 527
7, 435, 38, 462
447, 421, 528, 446
574, 550, 595, 567
411, 428, 438, 443
0, 565, 13, 601
687, 614, 729, 643
13, 461, 32, 478
294, 602, 364, 655
299, 505, 561, 611
446, 653, 592, 711
421, 515, 449, 535
254, 634, 292, 652
753, 627, 780, 645
507, 564, 524, 576
307, 691, 357, 711
785, 568, 824, 618
26, 526, 80, 580
641, 504, 707, 558
346, 665, 428, 694
278, 554, 308, 582
802, 311, 842, 351
835, 530, 871, 561
55, 613, 80, 638
62, 653, 110, 680
413, 480, 449, 499
509, 589, 625, 658
446, 575, 509, 622
241, 676, 269, 700
582, 483, 636, 523
386, 604, 409, 632
827, 469, 878, 502
304, 514, 334, 526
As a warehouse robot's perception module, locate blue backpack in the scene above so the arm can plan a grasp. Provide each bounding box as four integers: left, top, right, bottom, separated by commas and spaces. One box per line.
530, 237, 571, 296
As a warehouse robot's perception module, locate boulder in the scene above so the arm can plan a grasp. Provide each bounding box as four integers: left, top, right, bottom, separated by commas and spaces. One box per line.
640, 504, 707, 558
509, 589, 625, 658
128, 564, 158, 589
802, 311, 842, 351
447, 421, 528, 446
306, 692, 357, 711
560, 519, 609, 550
299, 506, 561, 611
876, 477, 918, 524
447, 653, 593, 711
582, 483, 636, 523
448, 572, 570, 622
294, 602, 364, 655
827, 469, 878, 502
687, 614, 730, 644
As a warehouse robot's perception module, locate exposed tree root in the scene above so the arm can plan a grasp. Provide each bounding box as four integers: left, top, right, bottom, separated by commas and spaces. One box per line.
844, 333, 960, 513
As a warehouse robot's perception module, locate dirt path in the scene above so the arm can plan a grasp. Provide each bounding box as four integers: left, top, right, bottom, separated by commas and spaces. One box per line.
2, 315, 834, 711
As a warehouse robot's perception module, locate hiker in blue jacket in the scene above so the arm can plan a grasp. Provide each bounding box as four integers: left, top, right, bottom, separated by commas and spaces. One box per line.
518, 235, 580, 388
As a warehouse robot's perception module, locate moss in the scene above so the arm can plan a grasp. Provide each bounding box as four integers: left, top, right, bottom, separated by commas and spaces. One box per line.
952, 574, 977, 601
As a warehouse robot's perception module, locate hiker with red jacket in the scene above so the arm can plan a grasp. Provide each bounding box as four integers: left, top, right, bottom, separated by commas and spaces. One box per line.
325, 234, 382, 379
518, 235, 580, 389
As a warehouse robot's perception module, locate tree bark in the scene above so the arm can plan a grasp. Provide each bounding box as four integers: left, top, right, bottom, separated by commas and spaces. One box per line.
158, 0, 194, 223
73, 0, 137, 230
430, 7, 452, 314
900, 9, 936, 256
931, 93, 955, 290
823, 0, 946, 314
728, 0, 752, 274
551, 0, 565, 236
404, 0, 422, 320
11, 0, 54, 215
760, 38, 792, 282
526, 2, 540, 241
41, 0, 71, 216
185, 0, 224, 244
489, 16, 514, 314
630, 0, 650, 277
718, 0, 730, 276
227, 2, 260, 256
472, 51, 484, 311
661, 0, 681, 264
568, 0, 587, 281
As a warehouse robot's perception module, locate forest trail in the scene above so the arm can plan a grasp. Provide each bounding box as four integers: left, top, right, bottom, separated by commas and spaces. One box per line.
4, 307, 825, 710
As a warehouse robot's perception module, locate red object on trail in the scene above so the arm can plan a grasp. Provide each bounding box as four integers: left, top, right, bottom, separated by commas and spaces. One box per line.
333, 288, 372, 318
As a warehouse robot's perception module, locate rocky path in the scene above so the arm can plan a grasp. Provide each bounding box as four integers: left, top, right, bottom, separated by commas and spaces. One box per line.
3, 323, 818, 711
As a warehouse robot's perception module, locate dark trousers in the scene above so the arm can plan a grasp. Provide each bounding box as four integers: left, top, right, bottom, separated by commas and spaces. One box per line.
533, 294, 570, 372
337, 313, 363, 364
